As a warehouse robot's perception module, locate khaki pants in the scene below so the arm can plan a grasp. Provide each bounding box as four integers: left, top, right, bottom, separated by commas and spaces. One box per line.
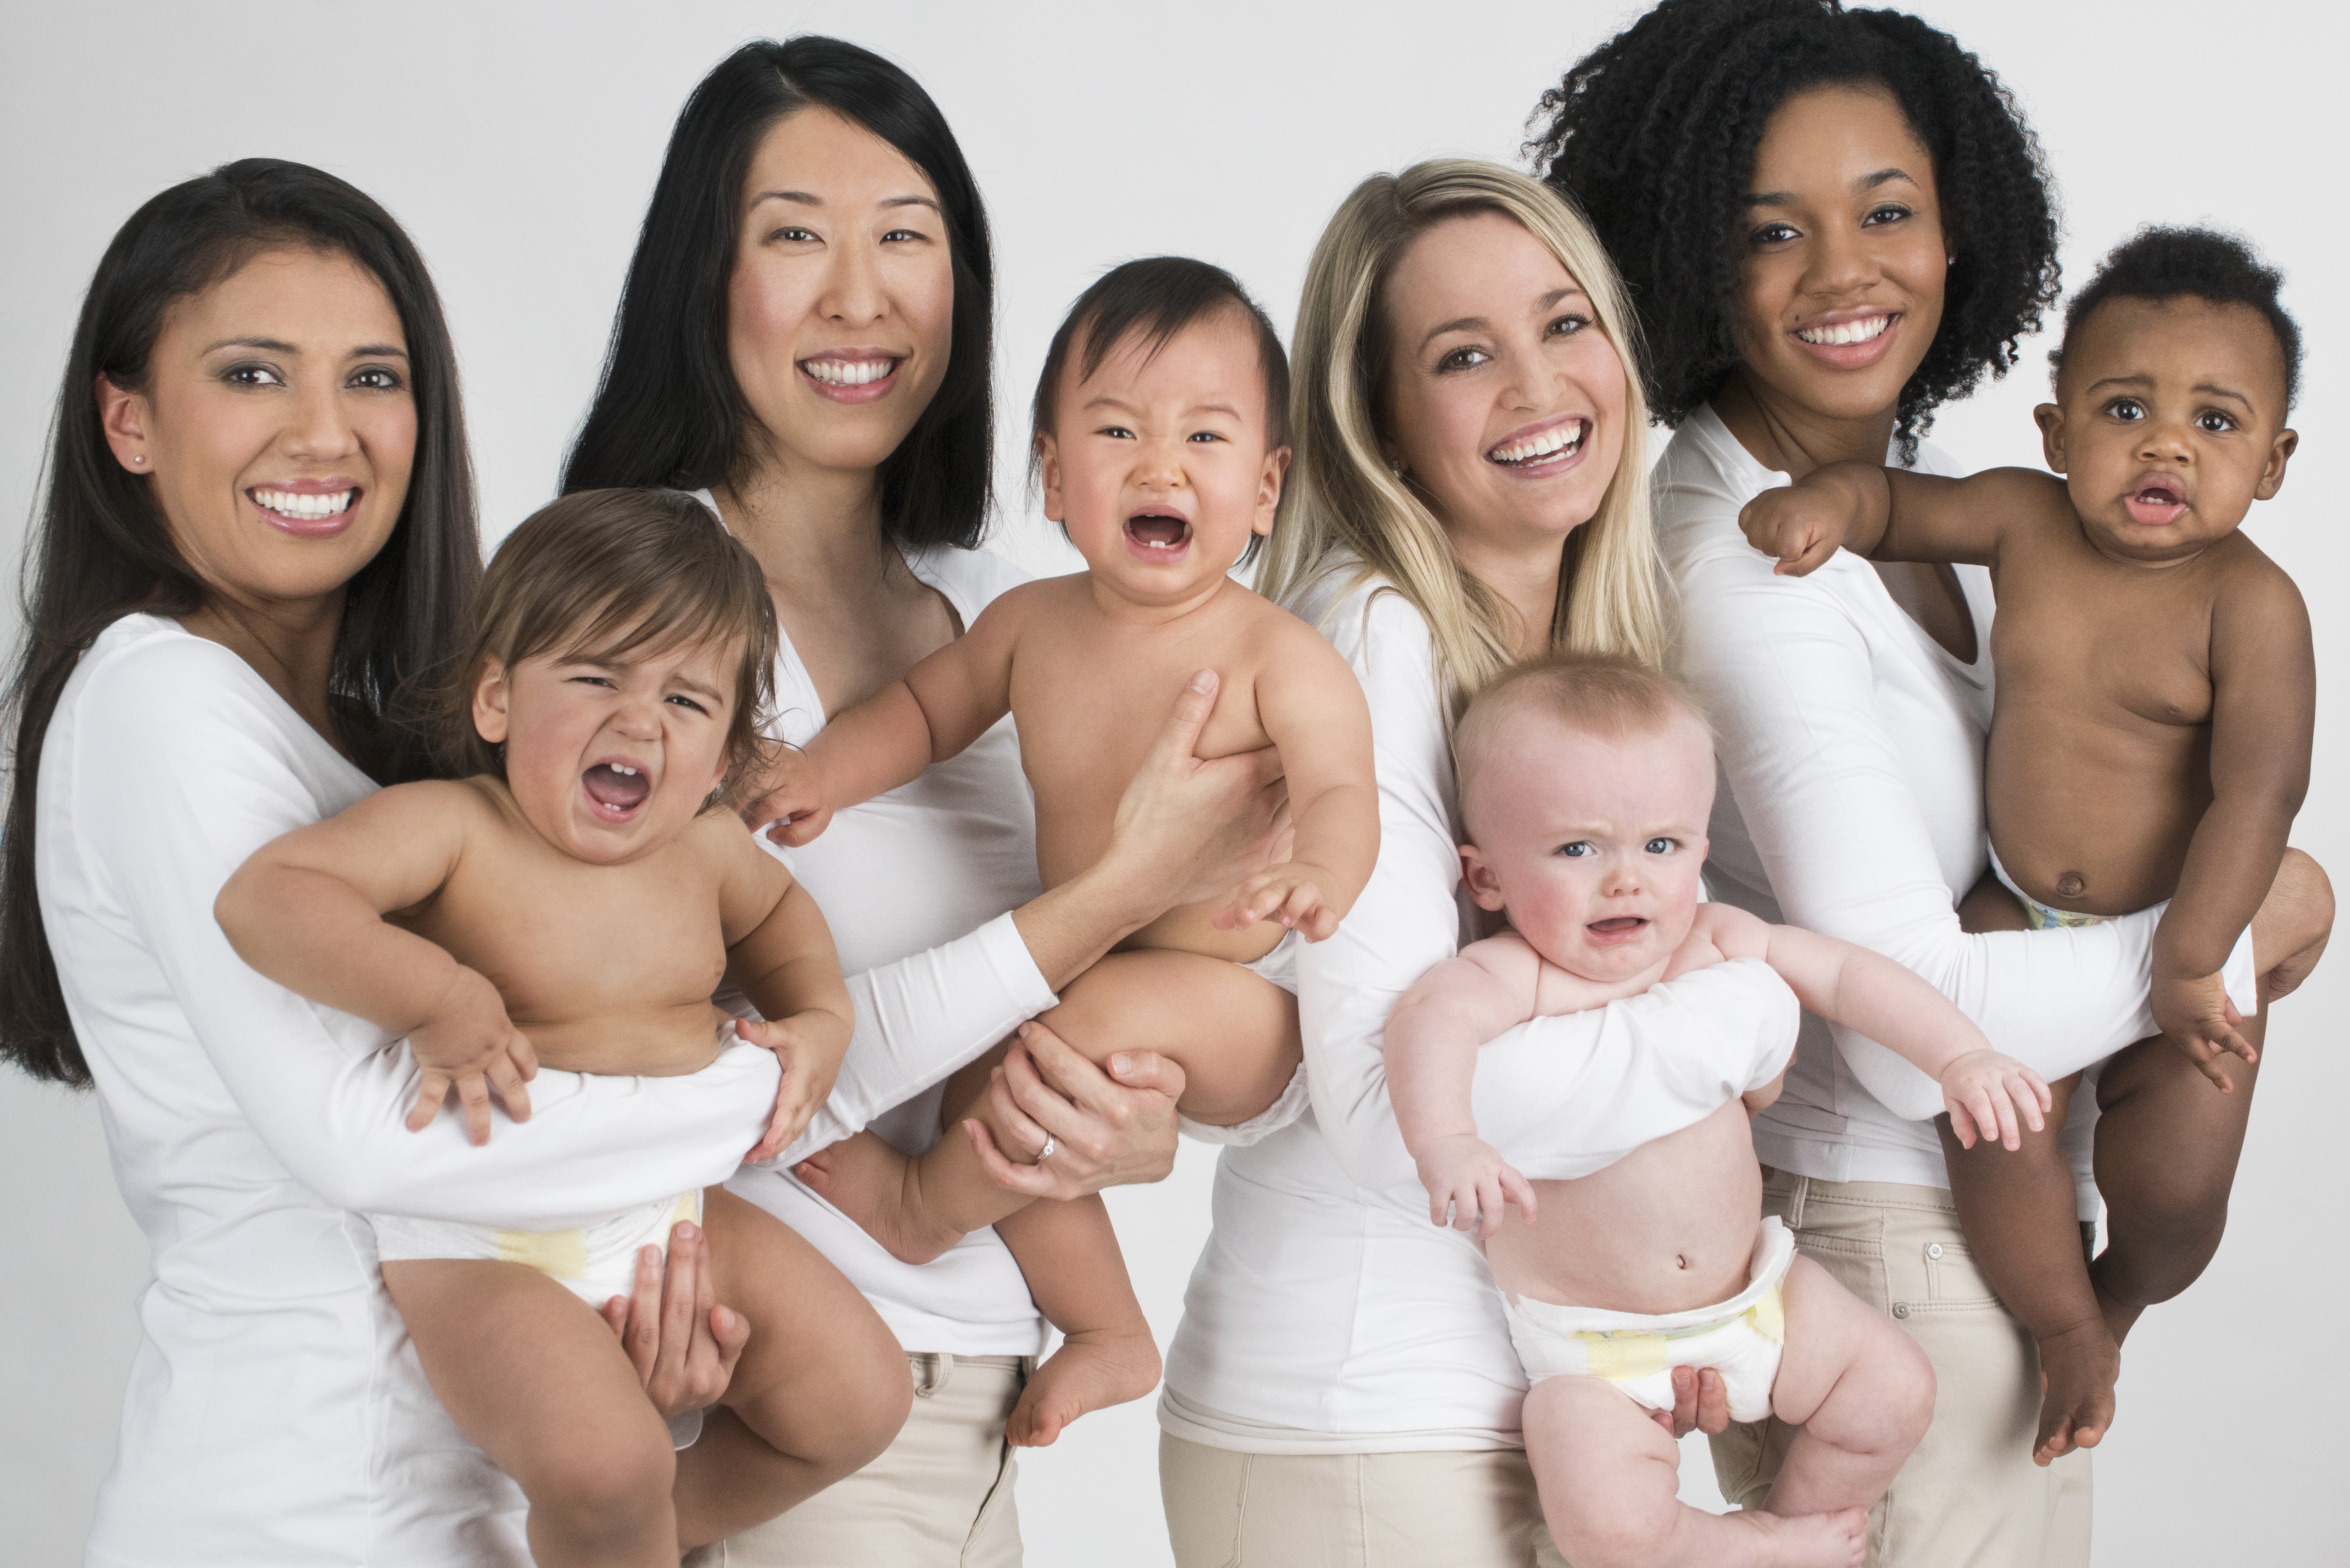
1160, 1432, 1572, 1567
688, 1352, 1031, 1568
1708, 1172, 2092, 1567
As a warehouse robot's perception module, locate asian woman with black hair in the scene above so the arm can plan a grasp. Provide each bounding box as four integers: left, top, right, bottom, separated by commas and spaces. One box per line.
1534, 3, 2323, 1561
0, 159, 801, 1565
566, 38, 1292, 1566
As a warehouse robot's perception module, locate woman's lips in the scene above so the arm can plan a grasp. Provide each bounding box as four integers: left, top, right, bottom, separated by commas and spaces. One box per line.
799, 353, 903, 405
1790, 310, 1899, 371
248, 485, 360, 539
1486, 416, 1589, 477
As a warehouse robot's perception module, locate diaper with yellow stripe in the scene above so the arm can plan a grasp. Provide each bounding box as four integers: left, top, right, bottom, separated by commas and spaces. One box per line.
368, 1189, 704, 1308
1502, 1216, 1795, 1425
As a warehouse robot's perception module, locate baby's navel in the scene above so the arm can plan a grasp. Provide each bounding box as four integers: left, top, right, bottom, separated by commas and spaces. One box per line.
2057, 872, 2087, 900
1675, 1253, 1690, 1272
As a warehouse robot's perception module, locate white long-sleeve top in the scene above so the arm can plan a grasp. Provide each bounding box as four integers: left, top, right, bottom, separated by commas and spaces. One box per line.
1159, 570, 1799, 1454
1659, 403, 2162, 1210
721, 542, 1057, 1357
43, 611, 1053, 1566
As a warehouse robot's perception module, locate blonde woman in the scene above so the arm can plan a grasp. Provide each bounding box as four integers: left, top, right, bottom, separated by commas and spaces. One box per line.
1156, 161, 1794, 1565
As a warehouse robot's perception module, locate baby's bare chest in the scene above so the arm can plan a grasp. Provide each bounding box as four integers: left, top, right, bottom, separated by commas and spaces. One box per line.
1992, 553, 2216, 730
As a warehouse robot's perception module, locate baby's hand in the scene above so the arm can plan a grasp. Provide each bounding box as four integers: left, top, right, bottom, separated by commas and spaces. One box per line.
1214, 861, 1342, 942
1738, 475, 1853, 577
736, 1010, 853, 1162
2151, 970, 2256, 1092
1414, 1133, 1537, 1239
1938, 1049, 2050, 1152
735, 750, 834, 849
407, 965, 537, 1145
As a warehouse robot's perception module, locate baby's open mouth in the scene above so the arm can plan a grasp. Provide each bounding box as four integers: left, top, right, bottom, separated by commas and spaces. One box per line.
2123, 476, 2188, 526
582, 761, 650, 816
1586, 915, 1648, 938
1487, 419, 1587, 469
1124, 511, 1192, 555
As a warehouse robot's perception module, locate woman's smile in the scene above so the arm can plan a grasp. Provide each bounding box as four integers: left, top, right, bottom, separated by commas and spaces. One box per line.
798, 346, 905, 404
248, 478, 363, 538
1789, 307, 1901, 371
1485, 413, 1591, 477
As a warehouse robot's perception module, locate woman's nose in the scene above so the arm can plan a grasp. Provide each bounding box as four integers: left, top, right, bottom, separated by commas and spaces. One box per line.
282, 379, 360, 461
817, 240, 888, 326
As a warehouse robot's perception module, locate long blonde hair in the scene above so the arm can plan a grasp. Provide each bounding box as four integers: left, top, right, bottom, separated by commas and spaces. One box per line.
1260, 159, 1670, 719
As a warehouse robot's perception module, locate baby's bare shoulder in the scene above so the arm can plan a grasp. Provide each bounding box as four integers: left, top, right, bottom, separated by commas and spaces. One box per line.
1229, 587, 1356, 687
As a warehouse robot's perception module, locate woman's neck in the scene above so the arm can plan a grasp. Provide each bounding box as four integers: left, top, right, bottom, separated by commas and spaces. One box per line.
1452, 530, 1564, 662
179, 589, 348, 750
717, 452, 898, 588
1713, 368, 1899, 480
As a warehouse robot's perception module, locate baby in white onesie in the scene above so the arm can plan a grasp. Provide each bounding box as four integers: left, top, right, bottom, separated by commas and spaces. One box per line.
1383, 656, 2049, 1568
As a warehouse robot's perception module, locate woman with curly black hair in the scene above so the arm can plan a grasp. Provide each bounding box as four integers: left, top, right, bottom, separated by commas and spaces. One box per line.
1533, 5, 2162, 1563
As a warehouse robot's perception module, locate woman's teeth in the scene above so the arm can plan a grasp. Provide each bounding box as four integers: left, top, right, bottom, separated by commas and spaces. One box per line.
1796, 315, 1891, 346
802, 357, 897, 386
254, 489, 352, 519
1489, 423, 1585, 466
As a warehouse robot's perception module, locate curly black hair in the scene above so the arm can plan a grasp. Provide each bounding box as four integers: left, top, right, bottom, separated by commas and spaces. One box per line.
1528, 0, 2060, 455
2053, 226, 2300, 411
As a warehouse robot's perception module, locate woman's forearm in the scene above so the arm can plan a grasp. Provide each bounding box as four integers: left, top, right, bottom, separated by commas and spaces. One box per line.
1009, 860, 1158, 992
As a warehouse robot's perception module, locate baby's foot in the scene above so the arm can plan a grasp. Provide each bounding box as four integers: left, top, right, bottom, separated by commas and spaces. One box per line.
1731, 1505, 1868, 1568
1005, 1324, 1162, 1448
2032, 1318, 2119, 1465
793, 1132, 968, 1266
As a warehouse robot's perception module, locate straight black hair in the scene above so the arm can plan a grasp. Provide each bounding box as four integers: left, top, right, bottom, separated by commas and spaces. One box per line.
1, 159, 480, 1086
564, 37, 995, 550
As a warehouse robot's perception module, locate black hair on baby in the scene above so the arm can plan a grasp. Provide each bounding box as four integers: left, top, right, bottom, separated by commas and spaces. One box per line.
2052, 227, 2301, 412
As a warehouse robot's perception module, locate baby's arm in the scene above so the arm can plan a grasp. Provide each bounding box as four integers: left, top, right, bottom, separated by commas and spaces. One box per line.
2153, 565, 2314, 1079
754, 590, 1027, 846
1384, 934, 1546, 1235
215, 783, 531, 1144
1220, 625, 1379, 939
1739, 461, 2051, 577
714, 822, 858, 1161
1697, 903, 2049, 1149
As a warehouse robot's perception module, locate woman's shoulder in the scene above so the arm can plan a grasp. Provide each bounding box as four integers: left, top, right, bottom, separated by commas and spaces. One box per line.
1284, 559, 1435, 670
906, 542, 1032, 624
1652, 405, 1780, 575
65, 614, 266, 726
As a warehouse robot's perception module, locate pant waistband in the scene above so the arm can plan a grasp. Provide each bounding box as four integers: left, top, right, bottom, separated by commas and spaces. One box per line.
1762, 1166, 1958, 1228
905, 1350, 1036, 1397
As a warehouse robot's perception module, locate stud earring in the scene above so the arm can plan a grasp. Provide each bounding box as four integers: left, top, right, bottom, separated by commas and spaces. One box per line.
1387, 455, 1407, 478
132, 455, 145, 465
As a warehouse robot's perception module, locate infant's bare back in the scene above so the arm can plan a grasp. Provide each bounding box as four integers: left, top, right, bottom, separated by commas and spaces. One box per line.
1983, 501, 2285, 914
397, 781, 737, 1077
1486, 1101, 1763, 1314
1007, 576, 1310, 965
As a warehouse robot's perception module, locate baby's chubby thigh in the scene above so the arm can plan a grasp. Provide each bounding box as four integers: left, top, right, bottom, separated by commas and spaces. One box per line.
1520, 1373, 1689, 1562
1041, 948, 1300, 1127
1767, 1255, 1937, 1462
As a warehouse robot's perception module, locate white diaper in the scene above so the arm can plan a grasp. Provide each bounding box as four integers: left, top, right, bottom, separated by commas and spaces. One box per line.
368, 1188, 704, 1309
1176, 930, 1307, 1146
1503, 1217, 1796, 1425
1237, 926, 1302, 993
1988, 845, 2258, 1016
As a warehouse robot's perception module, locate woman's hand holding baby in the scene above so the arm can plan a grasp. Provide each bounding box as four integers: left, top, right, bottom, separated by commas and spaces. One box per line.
1214, 861, 1344, 941
2150, 970, 2257, 1091
406, 964, 537, 1144
737, 1010, 854, 1163
1415, 1133, 1537, 1239
1937, 1049, 2052, 1151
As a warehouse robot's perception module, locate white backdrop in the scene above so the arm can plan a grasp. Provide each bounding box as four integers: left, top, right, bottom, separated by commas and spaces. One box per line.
3, 2, 2344, 1563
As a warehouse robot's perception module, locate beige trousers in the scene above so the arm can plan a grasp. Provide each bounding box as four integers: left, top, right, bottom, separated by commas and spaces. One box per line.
1160, 1432, 1573, 1568
687, 1352, 1031, 1568
1708, 1172, 2092, 1567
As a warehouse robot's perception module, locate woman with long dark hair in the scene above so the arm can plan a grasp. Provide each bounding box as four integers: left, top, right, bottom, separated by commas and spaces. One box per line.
568, 39, 1290, 1565
2, 159, 789, 1563
1533, 3, 2322, 1559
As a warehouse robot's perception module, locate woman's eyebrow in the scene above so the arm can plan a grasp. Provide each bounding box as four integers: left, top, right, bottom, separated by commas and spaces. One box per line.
1419, 315, 1488, 349
748, 190, 940, 214
1745, 167, 1915, 208
196, 335, 408, 360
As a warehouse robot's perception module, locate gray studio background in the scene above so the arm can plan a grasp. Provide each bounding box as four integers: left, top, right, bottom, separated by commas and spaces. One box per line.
4, 1, 2344, 1562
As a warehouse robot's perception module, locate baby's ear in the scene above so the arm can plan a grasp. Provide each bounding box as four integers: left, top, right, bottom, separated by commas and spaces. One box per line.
1458, 843, 1509, 912
471, 658, 512, 745
2032, 403, 2069, 474
1035, 431, 1066, 523
2255, 426, 2298, 501
1254, 445, 1294, 536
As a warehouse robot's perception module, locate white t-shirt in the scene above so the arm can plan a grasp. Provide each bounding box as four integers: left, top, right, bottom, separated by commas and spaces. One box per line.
1159, 570, 1799, 1454
720, 541, 1056, 1356
1658, 403, 2164, 1212
44, 609, 1058, 1565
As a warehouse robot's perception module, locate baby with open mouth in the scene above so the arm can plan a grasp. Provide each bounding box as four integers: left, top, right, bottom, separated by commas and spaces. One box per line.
1740, 227, 2333, 1468
1383, 656, 2047, 1568
215, 489, 902, 1561
754, 256, 1379, 1447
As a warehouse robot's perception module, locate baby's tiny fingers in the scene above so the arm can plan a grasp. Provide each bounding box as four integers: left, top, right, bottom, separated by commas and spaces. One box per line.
406, 1069, 449, 1133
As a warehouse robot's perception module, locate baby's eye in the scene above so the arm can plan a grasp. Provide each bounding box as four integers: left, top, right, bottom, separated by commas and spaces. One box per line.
2194, 410, 2237, 434
1435, 346, 1490, 374
1095, 424, 1136, 441
567, 674, 616, 689
348, 365, 404, 391
1749, 221, 1802, 247
1187, 430, 1225, 444
1546, 314, 1591, 340
1861, 204, 1912, 228
666, 693, 711, 715
221, 362, 285, 388
1557, 841, 1594, 858
1645, 837, 1676, 855
2105, 398, 2145, 422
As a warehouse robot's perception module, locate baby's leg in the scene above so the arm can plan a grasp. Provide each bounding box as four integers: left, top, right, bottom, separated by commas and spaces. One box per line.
994, 1195, 1161, 1447
1938, 1071, 2116, 1463
384, 1259, 677, 1568
1523, 1375, 1865, 1568
670, 1187, 913, 1547
803, 951, 1298, 1265
1761, 1254, 1937, 1518
2091, 848, 2334, 1337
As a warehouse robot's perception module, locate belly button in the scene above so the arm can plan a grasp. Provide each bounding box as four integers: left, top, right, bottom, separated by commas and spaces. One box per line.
1675, 1254, 1690, 1271
2057, 872, 2086, 899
